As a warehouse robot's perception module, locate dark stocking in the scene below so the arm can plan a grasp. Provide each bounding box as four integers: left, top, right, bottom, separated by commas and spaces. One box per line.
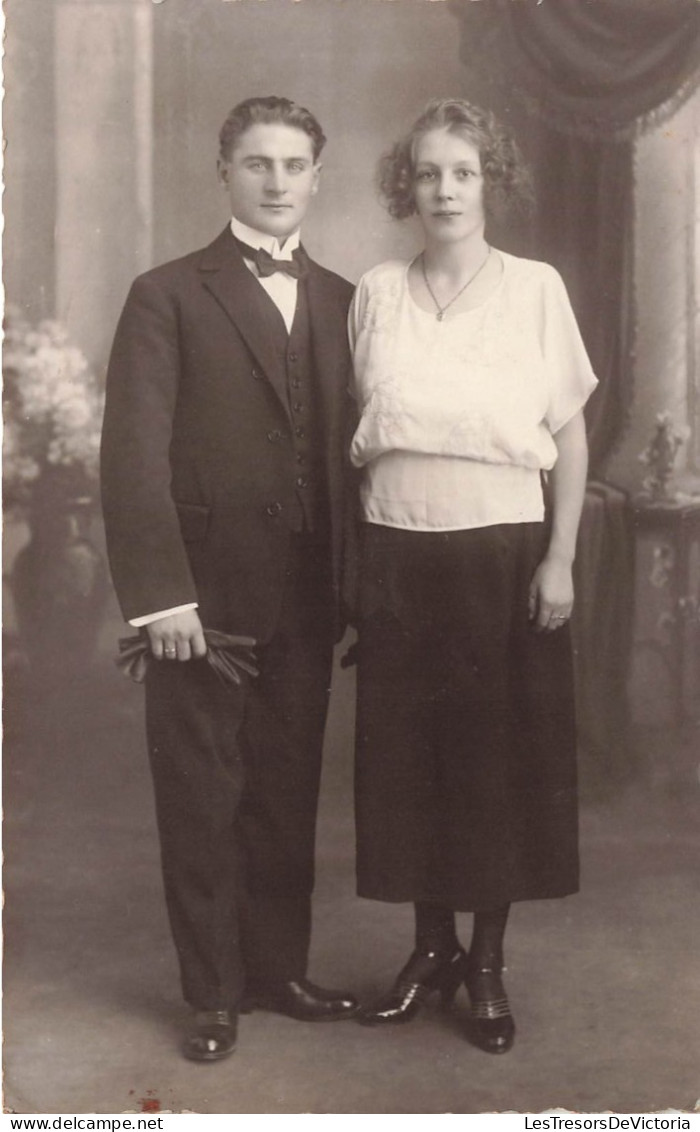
469, 904, 510, 970
467, 904, 510, 1000
414, 902, 459, 954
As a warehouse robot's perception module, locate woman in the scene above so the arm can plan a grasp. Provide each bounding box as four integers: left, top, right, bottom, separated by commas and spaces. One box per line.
348, 99, 597, 1054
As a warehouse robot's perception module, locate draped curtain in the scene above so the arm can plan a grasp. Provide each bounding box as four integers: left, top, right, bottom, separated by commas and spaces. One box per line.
531, 131, 634, 473
452, 0, 700, 786
452, 0, 700, 474
478, 0, 700, 140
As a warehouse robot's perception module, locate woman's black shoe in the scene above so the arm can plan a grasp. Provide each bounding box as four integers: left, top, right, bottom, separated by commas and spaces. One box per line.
463, 960, 515, 1054
360, 946, 467, 1025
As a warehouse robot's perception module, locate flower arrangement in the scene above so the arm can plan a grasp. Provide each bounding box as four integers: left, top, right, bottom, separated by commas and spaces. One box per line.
638, 411, 690, 501
3, 305, 104, 512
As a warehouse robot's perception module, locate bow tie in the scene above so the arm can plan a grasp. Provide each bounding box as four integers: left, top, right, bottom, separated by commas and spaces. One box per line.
235, 238, 308, 280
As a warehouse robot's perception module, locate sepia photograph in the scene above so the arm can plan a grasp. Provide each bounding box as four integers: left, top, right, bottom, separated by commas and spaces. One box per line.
3, 0, 700, 1118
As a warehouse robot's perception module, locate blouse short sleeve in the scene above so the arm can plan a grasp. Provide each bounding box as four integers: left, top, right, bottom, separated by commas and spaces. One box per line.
539, 266, 598, 435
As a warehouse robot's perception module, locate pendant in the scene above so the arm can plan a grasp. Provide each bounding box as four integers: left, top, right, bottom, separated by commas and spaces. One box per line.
436, 311, 444, 322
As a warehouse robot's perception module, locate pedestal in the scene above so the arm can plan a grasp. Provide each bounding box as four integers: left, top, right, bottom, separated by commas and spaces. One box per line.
630, 495, 700, 725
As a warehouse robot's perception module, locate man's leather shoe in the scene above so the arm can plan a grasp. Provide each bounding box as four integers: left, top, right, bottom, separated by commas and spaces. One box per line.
182, 1009, 237, 1061
242, 978, 359, 1021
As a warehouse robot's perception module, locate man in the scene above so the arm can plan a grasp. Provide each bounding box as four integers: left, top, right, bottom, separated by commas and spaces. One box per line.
101, 96, 358, 1061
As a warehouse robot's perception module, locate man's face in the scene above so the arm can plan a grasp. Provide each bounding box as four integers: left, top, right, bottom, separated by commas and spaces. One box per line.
218, 122, 321, 241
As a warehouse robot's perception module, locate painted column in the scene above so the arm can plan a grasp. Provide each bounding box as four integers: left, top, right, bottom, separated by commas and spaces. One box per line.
3, 0, 57, 322
54, 0, 153, 371
606, 91, 700, 491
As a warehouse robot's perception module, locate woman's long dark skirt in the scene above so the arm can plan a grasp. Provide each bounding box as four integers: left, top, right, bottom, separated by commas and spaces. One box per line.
355, 521, 579, 911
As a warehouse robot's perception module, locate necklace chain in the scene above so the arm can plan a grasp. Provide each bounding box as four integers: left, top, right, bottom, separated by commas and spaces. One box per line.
420, 246, 491, 321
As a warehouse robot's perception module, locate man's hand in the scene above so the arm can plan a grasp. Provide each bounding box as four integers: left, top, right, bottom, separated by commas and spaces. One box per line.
147, 609, 207, 661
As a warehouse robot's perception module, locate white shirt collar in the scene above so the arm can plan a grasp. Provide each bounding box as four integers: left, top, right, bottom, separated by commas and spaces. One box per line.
229, 217, 300, 261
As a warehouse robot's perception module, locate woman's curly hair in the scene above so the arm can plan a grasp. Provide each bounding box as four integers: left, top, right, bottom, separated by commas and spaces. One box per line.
378, 99, 534, 224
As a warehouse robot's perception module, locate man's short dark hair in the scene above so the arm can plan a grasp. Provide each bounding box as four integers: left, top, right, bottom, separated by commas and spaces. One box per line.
219, 96, 327, 163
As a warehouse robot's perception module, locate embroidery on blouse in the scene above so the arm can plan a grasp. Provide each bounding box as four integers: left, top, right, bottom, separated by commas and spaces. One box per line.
443, 317, 492, 372
441, 413, 494, 459
362, 375, 410, 444
361, 276, 402, 335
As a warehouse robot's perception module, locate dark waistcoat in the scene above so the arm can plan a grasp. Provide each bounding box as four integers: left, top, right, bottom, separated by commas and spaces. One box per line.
263, 279, 330, 539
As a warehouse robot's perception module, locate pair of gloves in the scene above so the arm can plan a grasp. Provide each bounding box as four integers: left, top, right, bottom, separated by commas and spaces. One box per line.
116, 629, 259, 687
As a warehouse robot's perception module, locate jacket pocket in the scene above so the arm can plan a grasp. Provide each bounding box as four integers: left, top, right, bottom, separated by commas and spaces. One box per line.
175, 501, 210, 543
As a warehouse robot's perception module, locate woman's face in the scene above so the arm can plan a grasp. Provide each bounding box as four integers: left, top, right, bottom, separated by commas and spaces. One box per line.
412, 127, 485, 245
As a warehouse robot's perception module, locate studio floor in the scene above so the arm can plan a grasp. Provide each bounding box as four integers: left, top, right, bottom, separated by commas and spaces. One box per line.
3, 630, 700, 1116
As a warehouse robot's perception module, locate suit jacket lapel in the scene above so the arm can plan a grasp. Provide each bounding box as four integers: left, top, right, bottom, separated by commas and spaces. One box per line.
198, 227, 291, 420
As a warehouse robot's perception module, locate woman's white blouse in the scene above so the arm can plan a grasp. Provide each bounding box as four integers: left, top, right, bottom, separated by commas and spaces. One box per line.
348, 251, 598, 531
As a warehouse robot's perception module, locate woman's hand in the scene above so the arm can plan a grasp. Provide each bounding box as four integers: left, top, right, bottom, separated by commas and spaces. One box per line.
529, 409, 588, 632
528, 554, 574, 632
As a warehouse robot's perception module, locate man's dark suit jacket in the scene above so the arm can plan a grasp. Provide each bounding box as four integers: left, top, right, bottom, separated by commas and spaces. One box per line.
101, 226, 356, 644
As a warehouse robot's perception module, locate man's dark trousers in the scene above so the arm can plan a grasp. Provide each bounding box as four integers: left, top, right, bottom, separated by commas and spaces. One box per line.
145, 529, 335, 1012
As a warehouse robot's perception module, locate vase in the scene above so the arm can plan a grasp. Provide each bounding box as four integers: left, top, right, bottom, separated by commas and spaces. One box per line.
11, 497, 109, 683
646, 462, 676, 502
640, 415, 686, 503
